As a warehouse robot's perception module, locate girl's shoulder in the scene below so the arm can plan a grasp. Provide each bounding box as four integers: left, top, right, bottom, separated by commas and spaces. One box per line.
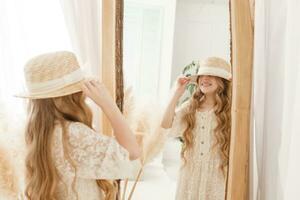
65, 122, 105, 146
68, 121, 90, 129
176, 100, 191, 111
54, 121, 95, 136
67, 122, 95, 135
173, 100, 191, 119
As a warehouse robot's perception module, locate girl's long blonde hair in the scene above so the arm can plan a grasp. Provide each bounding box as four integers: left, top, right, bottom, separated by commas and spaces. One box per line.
25, 92, 117, 200
181, 77, 231, 175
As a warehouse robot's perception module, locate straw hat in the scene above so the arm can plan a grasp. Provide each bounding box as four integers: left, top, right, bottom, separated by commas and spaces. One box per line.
191, 57, 232, 82
15, 51, 85, 99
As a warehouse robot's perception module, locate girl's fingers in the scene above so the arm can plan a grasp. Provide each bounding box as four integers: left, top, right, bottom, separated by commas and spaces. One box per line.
183, 76, 191, 81
178, 78, 189, 85
82, 82, 92, 92
185, 78, 191, 83
179, 76, 190, 81
83, 79, 105, 95
84, 80, 91, 88
89, 79, 103, 90
90, 79, 98, 87
85, 80, 97, 91
81, 84, 91, 97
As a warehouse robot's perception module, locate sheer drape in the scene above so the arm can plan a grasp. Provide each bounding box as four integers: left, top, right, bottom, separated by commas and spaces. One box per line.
0, 1, 72, 197
59, 0, 102, 77
59, 0, 103, 130
252, 0, 300, 199
0, 0, 71, 113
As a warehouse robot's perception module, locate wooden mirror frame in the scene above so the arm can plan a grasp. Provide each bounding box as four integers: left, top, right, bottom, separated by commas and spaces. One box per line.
227, 0, 254, 200
102, 0, 124, 199
115, 0, 124, 199
114, 0, 255, 199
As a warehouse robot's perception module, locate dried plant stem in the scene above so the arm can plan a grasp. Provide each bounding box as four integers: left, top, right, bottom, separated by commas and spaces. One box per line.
127, 167, 144, 200
121, 179, 128, 200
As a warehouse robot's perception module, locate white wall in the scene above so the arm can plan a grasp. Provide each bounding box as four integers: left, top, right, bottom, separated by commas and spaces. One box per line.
170, 1, 230, 84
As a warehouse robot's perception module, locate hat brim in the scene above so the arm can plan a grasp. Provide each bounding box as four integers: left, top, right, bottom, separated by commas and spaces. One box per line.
14, 80, 85, 99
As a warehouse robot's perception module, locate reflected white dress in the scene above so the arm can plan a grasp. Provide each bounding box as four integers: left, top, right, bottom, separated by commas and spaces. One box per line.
52, 122, 132, 200
168, 102, 227, 200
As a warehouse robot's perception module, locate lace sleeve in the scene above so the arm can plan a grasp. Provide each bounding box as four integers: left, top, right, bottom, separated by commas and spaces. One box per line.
167, 101, 189, 138
67, 122, 132, 180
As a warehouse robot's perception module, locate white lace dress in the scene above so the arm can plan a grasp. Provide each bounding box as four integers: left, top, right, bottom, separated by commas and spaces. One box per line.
168, 102, 227, 200
52, 122, 132, 200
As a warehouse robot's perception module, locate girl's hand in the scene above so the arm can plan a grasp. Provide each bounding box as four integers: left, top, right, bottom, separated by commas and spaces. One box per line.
175, 77, 190, 96
81, 80, 114, 107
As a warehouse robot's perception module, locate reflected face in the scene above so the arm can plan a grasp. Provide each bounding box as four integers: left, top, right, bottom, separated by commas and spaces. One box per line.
197, 75, 218, 94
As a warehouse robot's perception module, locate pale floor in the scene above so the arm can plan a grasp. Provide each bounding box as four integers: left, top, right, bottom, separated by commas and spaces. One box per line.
121, 139, 182, 200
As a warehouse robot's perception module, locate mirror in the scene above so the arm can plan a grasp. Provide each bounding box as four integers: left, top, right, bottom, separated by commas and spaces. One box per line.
122, 0, 231, 199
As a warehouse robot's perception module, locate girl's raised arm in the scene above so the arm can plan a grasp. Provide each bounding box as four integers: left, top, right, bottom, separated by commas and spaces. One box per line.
82, 80, 141, 160
161, 77, 190, 129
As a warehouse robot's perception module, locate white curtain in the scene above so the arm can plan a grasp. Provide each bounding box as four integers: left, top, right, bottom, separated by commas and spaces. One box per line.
59, 0, 102, 130
0, 0, 104, 130
0, 0, 71, 115
253, 0, 300, 199
59, 0, 102, 77
0, 0, 72, 196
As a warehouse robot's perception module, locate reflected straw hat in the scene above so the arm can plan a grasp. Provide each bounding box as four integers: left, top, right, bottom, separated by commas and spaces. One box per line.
190, 57, 232, 82
15, 51, 86, 99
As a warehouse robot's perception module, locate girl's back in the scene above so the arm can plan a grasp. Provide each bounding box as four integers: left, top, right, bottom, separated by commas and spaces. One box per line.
17, 51, 141, 199
52, 122, 131, 200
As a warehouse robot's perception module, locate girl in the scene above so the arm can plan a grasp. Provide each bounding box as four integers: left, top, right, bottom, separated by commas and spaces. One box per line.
18, 51, 141, 200
161, 57, 232, 200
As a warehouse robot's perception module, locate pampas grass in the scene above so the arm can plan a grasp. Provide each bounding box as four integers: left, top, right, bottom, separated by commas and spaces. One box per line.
121, 87, 137, 200
127, 126, 169, 200
121, 88, 171, 200
0, 100, 26, 199
0, 146, 19, 199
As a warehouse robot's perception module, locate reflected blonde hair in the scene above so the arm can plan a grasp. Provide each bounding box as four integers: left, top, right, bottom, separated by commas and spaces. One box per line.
181, 76, 231, 175
25, 92, 117, 200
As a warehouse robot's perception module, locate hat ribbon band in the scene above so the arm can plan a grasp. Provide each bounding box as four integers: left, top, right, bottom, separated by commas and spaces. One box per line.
27, 68, 84, 94
197, 66, 232, 80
